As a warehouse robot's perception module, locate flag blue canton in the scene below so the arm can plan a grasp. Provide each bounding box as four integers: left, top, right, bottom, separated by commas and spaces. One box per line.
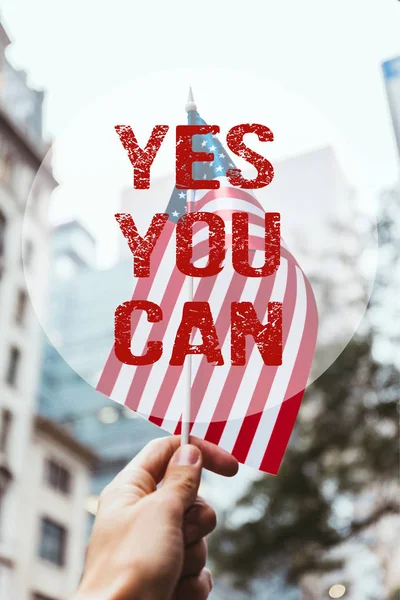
166, 110, 237, 222
188, 110, 237, 181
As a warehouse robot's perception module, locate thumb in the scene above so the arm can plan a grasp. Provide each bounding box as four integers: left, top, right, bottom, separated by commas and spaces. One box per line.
161, 444, 203, 513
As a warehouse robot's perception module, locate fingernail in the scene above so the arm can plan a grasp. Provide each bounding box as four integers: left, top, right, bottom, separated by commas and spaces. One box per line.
205, 568, 213, 590
174, 444, 201, 466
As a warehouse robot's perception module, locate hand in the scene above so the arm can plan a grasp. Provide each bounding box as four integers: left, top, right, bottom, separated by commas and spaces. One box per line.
73, 435, 238, 600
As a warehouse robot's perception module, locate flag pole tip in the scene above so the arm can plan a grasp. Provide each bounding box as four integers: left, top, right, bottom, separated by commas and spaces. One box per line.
185, 86, 197, 112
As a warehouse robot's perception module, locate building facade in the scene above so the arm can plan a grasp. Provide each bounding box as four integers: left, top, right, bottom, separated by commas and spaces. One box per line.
16, 417, 97, 600
15, 417, 97, 600
0, 20, 57, 598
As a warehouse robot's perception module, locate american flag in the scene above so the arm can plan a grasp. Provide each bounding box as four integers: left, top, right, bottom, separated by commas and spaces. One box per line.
97, 108, 318, 475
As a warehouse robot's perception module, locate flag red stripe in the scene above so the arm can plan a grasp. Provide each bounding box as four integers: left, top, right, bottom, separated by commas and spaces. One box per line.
203, 420, 226, 445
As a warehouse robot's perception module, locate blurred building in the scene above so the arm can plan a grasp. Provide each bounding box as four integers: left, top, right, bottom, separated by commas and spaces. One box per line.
16, 416, 97, 600
382, 56, 400, 156
299, 60, 400, 600
39, 220, 163, 502
0, 19, 58, 599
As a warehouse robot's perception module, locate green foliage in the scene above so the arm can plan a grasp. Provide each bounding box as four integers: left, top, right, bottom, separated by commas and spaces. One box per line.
210, 189, 400, 590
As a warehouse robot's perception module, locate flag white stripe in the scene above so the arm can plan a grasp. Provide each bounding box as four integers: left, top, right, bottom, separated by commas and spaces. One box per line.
193, 177, 258, 201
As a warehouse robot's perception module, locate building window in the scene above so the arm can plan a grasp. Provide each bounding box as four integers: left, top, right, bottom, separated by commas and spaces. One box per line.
0, 410, 13, 530
15, 290, 28, 325
0, 152, 13, 185
39, 518, 67, 567
5, 346, 20, 387
0, 410, 12, 455
0, 211, 6, 276
23, 239, 34, 269
45, 460, 71, 495
0, 210, 5, 253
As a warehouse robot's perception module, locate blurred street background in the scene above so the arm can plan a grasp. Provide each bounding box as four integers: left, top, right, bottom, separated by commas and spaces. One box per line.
0, 2, 399, 599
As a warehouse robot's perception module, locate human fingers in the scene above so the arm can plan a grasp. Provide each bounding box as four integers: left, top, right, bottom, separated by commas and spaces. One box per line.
174, 568, 213, 600
181, 538, 207, 578
118, 434, 238, 487
184, 497, 217, 546
159, 445, 203, 514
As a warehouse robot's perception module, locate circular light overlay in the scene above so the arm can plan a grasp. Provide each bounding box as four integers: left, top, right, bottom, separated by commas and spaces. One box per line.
23, 68, 377, 439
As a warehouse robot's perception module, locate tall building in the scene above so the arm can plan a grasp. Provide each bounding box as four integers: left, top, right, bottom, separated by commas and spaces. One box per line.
16, 417, 97, 600
0, 19, 58, 598
382, 56, 400, 157
39, 220, 163, 501
0, 20, 98, 600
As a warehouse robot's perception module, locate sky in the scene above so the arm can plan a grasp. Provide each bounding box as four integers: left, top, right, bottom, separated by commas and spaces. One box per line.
1, 0, 400, 193
3, 0, 396, 366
